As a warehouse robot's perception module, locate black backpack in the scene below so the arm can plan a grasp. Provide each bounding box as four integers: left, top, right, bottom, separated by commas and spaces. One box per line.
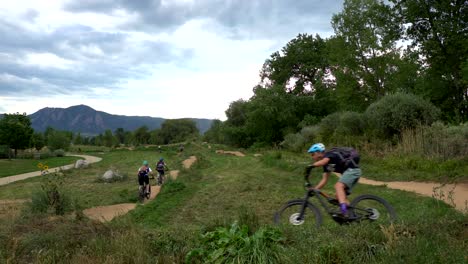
156, 161, 165, 170
328, 147, 360, 168
138, 168, 148, 177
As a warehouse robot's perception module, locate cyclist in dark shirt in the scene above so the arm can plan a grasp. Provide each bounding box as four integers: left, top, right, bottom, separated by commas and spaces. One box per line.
138, 160, 152, 196
307, 143, 361, 217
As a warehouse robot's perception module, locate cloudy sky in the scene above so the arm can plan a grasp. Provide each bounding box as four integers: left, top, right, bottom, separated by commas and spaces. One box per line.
0, 0, 342, 120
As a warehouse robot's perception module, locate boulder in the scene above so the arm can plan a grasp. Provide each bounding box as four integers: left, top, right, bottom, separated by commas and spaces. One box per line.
102, 170, 116, 180
75, 159, 88, 169
101, 169, 123, 182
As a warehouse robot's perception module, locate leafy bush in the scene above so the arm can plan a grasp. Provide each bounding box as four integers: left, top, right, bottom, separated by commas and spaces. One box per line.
365, 93, 440, 138
281, 133, 305, 152
53, 149, 65, 157
186, 222, 284, 264
318, 111, 366, 143
335, 111, 366, 136
30, 172, 74, 215
300, 125, 321, 143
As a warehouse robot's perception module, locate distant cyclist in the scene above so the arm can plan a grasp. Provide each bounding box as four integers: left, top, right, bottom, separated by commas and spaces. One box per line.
138, 160, 152, 197
155, 158, 169, 185
307, 143, 361, 218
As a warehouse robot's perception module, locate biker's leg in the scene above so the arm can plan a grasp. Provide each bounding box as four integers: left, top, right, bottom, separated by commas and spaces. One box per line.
145, 177, 150, 193
336, 168, 361, 215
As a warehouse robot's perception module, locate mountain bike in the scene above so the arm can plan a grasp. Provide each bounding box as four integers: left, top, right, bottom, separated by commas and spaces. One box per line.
274, 166, 397, 228
157, 171, 166, 186
138, 182, 151, 202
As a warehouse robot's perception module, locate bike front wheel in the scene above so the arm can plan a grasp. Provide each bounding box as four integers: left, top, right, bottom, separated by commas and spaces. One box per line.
349, 194, 397, 225
274, 199, 322, 228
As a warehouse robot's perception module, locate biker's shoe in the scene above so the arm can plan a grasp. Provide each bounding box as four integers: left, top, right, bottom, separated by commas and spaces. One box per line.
332, 211, 358, 222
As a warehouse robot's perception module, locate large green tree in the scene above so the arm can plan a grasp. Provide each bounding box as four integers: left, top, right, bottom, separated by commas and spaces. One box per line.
330, 0, 414, 110
133, 126, 151, 145
158, 119, 199, 144
0, 113, 34, 157
390, 0, 468, 121
260, 33, 331, 95
47, 130, 71, 151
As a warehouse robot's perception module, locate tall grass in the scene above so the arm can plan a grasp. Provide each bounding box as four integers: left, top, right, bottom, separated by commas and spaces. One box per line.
398, 122, 468, 159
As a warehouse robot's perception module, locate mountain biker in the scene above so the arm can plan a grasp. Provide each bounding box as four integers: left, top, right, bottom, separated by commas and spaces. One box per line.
138, 160, 152, 197
307, 143, 361, 217
155, 158, 169, 184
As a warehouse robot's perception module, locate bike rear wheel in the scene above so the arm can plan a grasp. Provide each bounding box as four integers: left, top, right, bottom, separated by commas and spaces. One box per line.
349, 194, 397, 225
274, 199, 322, 228
138, 186, 145, 202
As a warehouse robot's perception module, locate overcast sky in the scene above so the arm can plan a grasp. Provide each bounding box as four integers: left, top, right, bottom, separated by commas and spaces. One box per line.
0, 0, 342, 120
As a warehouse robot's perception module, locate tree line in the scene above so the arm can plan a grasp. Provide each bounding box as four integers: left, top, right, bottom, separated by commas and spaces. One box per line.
0, 114, 198, 157
204, 0, 468, 148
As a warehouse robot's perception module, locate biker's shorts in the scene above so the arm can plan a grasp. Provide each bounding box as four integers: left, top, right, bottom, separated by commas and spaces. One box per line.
138, 174, 149, 185
157, 169, 165, 175
339, 168, 361, 194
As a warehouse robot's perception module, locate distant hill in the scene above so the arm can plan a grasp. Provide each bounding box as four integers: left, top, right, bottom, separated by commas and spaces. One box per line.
1, 105, 214, 135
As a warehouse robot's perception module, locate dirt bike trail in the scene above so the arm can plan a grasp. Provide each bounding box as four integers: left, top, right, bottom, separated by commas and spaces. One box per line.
0, 154, 102, 186
83, 156, 197, 222
359, 177, 468, 212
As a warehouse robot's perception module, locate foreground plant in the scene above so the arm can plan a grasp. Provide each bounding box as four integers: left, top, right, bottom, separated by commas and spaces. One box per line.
186, 222, 284, 264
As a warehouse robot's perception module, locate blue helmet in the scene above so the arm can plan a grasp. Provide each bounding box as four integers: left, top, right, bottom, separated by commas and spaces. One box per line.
159, 157, 164, 161
143, 160, 149, 165
308, 143, 325, 153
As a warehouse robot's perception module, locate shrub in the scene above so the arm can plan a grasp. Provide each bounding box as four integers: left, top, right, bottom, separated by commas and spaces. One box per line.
318, 111, 366, 143
53, 149, 65, 157
186, 222, 284, 263
335, 111, 366, 136
30, 172, 74, 215
365, 93, 440, 138
300, 125, 321, 143
281, 133, 305, 152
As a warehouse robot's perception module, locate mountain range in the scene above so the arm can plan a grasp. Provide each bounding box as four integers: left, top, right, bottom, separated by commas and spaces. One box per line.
1, 105, 214, 135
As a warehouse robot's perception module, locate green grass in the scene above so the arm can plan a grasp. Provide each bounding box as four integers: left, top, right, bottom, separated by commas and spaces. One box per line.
0, 156, 81, 178
0, 143, 466, 263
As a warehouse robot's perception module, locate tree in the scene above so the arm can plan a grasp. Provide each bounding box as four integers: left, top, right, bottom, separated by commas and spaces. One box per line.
133, 126, 151, 145
47, 130, 71, 151
0, 113, 34, 157
390, 0, 468, 121
245, 85, 300, 144
74, 132, 83, 145
330, 0, 408, 109
203, 120, 224, 144
102, 129, 115, 147
158, 119, 199, 144
114, 128, 126, 145
260, 33, 331, 95
32, 132, 45, 151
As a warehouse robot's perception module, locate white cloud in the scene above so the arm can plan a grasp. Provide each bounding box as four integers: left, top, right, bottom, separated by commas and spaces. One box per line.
21, 52, 77, 70
0, 0, 341, 121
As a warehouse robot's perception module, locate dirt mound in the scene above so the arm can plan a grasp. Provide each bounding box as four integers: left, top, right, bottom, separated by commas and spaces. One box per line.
170, 170, 180, 179
83, 203, 136, 222
360, 177, 468, 212
183, 156, 197, 168
215, 150, 245, 157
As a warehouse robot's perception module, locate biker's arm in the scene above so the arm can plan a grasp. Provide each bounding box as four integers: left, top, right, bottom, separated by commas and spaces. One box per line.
312, 157, 330, 167
315, 172, 330, 189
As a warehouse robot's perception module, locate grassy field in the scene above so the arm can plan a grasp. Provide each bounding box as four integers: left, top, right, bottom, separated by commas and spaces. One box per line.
0, 156, 82, 178
0, 143, 466, 263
